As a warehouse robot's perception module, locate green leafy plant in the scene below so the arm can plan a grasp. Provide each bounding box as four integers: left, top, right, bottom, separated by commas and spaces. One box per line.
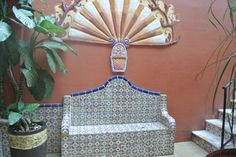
8, 101, 40, 131
0, 0, 76, 131
198, 0, 236, 111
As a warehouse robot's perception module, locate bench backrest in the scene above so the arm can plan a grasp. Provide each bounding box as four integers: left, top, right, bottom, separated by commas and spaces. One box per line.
64, 76, 166, 126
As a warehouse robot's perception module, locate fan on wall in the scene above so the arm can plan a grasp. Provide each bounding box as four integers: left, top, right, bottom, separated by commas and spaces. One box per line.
54, 0, 178, 72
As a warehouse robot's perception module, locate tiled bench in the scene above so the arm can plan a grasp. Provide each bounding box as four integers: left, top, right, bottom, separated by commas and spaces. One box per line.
61, 76, 176, 157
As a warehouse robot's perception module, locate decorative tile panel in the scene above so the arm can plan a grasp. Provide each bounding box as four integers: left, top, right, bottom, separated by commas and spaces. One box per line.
36, 105, 63, 153
70, 76, 162, 126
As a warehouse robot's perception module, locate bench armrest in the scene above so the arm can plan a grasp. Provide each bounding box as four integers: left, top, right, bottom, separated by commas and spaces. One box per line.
61, 95, 72, 157
160, 110, 176, 129
61, 112, 70, 135
160, 94, 176, 129
61, 95, 71, 135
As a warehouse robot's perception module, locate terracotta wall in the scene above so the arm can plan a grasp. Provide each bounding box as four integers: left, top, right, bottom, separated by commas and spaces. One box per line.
13, 0, 227, 141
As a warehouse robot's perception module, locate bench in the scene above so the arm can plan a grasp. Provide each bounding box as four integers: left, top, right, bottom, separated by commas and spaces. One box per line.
61, 76, 176, 157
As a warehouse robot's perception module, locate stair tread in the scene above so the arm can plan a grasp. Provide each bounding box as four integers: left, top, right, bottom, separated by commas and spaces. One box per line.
206, 119, 236, 134
192, 130, 234, 149
218, 109, 236, 117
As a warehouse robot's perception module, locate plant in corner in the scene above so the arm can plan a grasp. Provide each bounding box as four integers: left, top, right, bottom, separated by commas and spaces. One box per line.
197, 0, 236, 112
0, 0, 76, 157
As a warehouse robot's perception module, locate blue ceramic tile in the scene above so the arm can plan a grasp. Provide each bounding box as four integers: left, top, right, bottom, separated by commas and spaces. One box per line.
92, 88, 99, 92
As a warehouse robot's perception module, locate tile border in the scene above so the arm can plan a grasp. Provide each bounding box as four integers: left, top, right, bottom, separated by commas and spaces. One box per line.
71, 75, 160, 97
39, 104, 63, 108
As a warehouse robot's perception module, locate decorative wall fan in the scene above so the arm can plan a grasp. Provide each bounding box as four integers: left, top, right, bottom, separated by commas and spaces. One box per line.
54, 0, 178, 72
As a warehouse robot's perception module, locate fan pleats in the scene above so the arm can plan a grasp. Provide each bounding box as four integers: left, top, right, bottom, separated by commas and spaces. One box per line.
68, 0, 169, 45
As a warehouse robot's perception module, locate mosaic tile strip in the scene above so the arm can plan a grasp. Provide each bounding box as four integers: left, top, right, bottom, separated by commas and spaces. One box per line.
1, 104, 63, 157
39, 104, 63, 108
62, 76, 176, 157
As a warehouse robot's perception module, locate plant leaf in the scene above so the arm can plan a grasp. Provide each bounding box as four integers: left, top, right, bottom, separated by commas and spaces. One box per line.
7, 102, 18, 112
8, 111, 22, 126
22, 103, 40, 113
0, 42, 10, 76
212, 52, 236, 111
31, 112, 40, 123
229, 0, 236, 12
0, 21, 12, 42
18, 8, 33, 17
45, 51, 57, 73
19, 0, 30, 5
28, 0, 34, 5
39, 0, 46, 3
50, 37, 77, 55
0, 0, 7, 19
21, 68, 39, 87
45, 48, 67, 74
5, 33, 20, 65
35, 25, 48, 34
28, 69, 54, 101
18, 40, 34, 69
17, 101, 25, 112
39, 41, 68, 51
38, 16, 56, 24
12, 6, 35, 28
40, 19, 65, 34
38, 70, 54, 99
28, 78, 46, 101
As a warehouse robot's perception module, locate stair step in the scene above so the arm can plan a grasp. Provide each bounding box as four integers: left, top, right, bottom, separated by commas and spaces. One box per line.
192, 130, 234, 152
206, 119, 236, 140
218, 109, 236, 117
218, 109, 236, 124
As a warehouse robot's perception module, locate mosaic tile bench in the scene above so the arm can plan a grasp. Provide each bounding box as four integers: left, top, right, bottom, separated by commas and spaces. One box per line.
61, 76, 176, 157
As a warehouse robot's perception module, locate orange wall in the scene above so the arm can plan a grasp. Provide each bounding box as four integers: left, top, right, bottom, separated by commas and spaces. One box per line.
17, 0, 227, 141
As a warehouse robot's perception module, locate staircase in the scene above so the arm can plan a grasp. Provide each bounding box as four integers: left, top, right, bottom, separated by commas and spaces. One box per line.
192, 108, 236, 153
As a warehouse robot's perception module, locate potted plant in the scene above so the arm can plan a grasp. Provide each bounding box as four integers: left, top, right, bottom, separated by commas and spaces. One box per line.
0, 0, 76, 157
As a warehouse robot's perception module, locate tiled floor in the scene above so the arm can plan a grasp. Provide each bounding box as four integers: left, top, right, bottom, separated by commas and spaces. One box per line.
47, 141, 208, 157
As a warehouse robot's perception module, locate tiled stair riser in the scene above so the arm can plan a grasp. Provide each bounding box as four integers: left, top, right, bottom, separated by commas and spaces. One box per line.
192, 134, 218, 153
0, 104, 63, 157
205, 122, 231, 141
